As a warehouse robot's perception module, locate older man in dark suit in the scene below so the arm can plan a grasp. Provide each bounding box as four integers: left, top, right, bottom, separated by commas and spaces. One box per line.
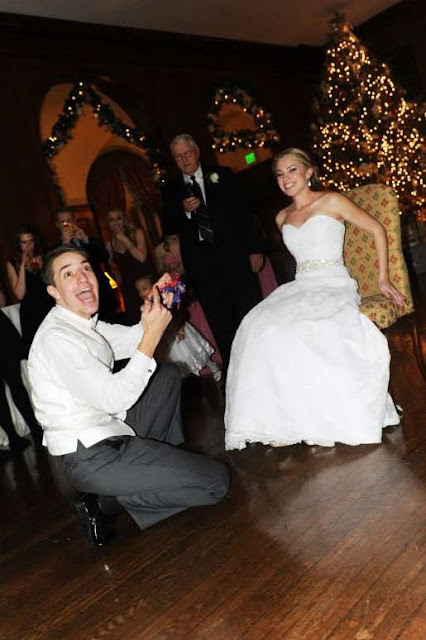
162, 134, 263, 370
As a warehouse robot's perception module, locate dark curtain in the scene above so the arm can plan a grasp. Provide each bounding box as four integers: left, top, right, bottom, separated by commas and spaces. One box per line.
120, 153, 162, 247
86, 154, 126, 221
86, 150, 162, 249
120, 154, 161, 212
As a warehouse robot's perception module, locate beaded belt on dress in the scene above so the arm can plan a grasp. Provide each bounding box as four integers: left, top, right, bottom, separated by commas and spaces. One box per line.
297, 258, 344, 272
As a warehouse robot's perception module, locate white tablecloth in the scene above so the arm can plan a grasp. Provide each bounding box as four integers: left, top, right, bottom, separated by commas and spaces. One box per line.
0, 304, 31, 448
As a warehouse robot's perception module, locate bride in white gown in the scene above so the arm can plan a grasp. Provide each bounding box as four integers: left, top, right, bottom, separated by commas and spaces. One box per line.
225, 148, 405, 450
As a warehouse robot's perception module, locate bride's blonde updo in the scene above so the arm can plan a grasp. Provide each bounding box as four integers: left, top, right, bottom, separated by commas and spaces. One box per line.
272, 148, 323, 191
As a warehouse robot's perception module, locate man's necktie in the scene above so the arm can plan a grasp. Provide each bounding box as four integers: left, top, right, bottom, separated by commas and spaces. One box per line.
190, 175, 215, 243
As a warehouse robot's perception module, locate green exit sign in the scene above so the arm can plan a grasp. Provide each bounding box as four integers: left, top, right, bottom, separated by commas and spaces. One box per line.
245, 152, 256, 165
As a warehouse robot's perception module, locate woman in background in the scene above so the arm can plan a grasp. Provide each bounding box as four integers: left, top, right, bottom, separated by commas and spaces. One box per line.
106, 209, 153, 324
5, 224, 52, 356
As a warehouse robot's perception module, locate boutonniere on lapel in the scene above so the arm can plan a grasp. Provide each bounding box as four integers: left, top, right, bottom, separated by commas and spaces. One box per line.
207, 172, 220, 185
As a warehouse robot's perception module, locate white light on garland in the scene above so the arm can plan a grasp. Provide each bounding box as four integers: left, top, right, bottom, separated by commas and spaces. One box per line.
42, 81, 167, 184
207, 84, 280, 153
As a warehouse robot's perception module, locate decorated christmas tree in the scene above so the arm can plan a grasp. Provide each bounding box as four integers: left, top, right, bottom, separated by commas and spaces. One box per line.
312, 13, 425, 221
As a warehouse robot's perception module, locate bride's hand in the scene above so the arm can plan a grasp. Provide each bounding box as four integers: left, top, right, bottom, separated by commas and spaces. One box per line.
379, 280, 406, 308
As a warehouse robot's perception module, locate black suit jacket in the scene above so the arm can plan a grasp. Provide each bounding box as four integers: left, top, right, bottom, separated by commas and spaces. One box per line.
162, 165, 263, 274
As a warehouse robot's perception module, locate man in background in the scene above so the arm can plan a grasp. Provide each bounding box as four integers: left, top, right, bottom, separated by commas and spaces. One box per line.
162, 134, 264, 371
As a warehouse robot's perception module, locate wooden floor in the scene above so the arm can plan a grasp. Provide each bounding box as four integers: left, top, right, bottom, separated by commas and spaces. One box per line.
1, 276, 425, 640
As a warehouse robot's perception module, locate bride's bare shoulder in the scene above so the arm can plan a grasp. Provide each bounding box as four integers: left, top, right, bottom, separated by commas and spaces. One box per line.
275, 207, 290, 230
319, 189, 346, 206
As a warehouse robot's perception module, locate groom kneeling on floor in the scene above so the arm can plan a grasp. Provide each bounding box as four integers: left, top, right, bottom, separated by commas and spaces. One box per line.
28, 245, 230, 548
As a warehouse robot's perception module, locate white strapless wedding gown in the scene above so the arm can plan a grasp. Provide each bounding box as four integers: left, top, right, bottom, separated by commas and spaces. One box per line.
225, 215, 399, 450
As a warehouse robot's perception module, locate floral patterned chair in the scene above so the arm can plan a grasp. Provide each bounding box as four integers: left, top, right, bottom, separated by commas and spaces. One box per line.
344, 183, 425, 380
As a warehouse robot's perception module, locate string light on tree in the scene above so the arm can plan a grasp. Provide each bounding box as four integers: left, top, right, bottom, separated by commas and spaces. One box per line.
312, 13, 425, 221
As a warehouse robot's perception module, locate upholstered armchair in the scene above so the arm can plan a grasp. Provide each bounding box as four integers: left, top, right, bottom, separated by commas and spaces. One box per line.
344, 183, 425, 380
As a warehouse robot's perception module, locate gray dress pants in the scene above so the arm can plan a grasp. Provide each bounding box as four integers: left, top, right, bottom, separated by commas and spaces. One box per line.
62, 364, 230, 530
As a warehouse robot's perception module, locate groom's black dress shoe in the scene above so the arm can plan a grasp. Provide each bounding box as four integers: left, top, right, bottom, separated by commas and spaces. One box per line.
73, 493, 116, 549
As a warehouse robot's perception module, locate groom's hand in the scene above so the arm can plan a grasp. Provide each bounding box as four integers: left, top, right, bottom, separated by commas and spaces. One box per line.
153, 272, 174, 308
139, 286, 172, 358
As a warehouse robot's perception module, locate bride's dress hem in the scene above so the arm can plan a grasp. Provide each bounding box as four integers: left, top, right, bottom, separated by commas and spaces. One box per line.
225, 417, 400, 451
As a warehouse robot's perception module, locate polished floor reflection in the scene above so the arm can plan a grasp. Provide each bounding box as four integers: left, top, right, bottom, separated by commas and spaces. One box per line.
1, 276, 425, 640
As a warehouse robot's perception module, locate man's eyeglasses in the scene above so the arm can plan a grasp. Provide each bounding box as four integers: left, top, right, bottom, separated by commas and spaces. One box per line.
174, 150, 195, 161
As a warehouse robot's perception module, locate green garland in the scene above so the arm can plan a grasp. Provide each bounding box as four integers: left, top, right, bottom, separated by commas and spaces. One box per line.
42, 81, 167, 184
207, 84, 280, 152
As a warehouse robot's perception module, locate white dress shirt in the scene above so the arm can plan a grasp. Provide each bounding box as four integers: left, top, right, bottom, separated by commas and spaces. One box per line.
28, 305, 156, 455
